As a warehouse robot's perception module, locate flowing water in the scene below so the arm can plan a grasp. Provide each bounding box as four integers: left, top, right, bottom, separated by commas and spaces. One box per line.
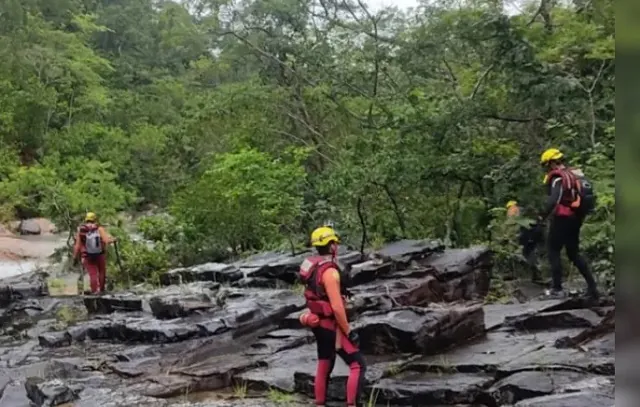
0, 234, 67, 279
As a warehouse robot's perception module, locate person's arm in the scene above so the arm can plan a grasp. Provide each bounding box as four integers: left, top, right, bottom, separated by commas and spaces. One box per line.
540, 176, 563, 221
322, 268, 351, 335
72, 230, 81, 259
98, 226, 115, 245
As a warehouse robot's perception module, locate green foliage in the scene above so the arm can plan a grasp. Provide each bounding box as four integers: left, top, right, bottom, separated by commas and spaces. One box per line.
107, 227, 171, 286
171, 148, 308, 252
1, 157, 132, 231
0, 0, 614, 288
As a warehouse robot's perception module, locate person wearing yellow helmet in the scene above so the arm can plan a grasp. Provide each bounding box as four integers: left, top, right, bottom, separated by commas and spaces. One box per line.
506, 201, 544, 283
72, 212, 116, 294
539, 148, 598, 300
298, 225, 365, 407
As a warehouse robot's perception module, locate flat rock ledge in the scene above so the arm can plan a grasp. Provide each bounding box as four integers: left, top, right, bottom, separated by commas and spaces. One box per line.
0, 237, 615, 407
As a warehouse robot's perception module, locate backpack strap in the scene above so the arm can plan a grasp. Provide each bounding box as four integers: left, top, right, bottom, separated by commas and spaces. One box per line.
547, 168, 581, 208
300, 257, 338, 299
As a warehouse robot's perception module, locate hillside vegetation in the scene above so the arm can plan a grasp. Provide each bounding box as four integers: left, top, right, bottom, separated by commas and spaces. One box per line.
0, 0, 614, 286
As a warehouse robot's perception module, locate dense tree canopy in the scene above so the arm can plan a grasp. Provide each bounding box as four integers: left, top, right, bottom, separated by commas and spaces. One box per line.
0, 0, 614, 285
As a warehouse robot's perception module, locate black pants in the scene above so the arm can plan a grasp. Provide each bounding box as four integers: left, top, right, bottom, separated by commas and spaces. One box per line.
522, 242, 539, 276
519, 224, 543, 279
547, 215, 597, 293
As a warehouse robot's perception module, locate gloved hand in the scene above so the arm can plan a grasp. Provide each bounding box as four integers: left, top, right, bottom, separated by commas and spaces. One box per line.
347, 330, 360, 346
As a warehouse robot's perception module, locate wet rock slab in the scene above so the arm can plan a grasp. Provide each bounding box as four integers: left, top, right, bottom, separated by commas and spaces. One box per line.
497, 344, 615, 376
483, 300, 570, 330
348, 240, 443, 286
147, 283, 219, 319
418, 246, 492, 301
513, 391, 614, 407
489, 370, 609, 405
354, 304, 485, 355
503, 308, 602, 331
125, 328, 313, 397
348, 274, 442, 311
236, 341, 415, 402
0, 382, 30, 407
404, 329, 584, 373
44, 288, 305, 347
62, 386, 169, 407
83, 295, 143, 314
235, 344, 316, 393
84, 282, 220, 318
372, 371, 492, 405
38, 315, 208, 346
293, 353, 420, 402
0, 272, 48, 307
25, 377, 79, 406
347, 246, 491, 309
161, 262, 242, 286
374, 239, 444, 265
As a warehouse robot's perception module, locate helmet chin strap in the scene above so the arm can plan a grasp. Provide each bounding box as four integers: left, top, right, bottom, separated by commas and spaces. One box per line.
330, 242, 338, 260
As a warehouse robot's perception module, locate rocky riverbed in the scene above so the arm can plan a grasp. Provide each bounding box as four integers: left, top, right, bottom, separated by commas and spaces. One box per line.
0, 239, 615, 407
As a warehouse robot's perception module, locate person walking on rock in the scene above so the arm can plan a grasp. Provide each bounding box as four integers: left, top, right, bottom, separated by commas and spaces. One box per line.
298, 225, 366, 407
73, 212, 116, 294
538, 148, 599, 300
506, 200, 544, 284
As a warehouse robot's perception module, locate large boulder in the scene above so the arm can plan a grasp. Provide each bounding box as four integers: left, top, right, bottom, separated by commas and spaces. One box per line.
354, 304, 485, 355
347, 246, 491, 313
418, 246, 492, 301
24, 377, 79, 407
18, 220, 41, 235
348, 240, 443, 286
17, 218, 57, 235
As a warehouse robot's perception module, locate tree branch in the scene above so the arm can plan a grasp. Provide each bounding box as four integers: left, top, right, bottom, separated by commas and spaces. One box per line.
470, 63, 495, 100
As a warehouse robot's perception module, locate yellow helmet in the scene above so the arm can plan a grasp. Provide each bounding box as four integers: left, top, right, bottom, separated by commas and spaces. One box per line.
310, 226, 339, 247
540, 148, 563, 164
85, 212, 97, 222
505, 200, 517, 209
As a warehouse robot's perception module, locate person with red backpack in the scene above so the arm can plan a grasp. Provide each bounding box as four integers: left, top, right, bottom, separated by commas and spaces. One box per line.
298, 225, 366, 407
538, 148, 599, 300
72, 212, 116, 294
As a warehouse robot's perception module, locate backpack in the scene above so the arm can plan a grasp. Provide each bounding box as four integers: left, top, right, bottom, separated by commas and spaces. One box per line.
547, 168, 597, 217
83, 225, 103, 256
574, 173, 597, 216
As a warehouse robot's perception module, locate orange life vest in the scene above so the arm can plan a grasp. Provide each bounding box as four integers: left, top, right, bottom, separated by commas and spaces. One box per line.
299, 256, 339, 329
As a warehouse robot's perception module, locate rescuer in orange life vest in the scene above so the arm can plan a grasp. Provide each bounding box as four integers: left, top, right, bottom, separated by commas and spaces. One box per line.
298, 226, 366, 407
538, 148, 598, 300
72, 212, 116, 294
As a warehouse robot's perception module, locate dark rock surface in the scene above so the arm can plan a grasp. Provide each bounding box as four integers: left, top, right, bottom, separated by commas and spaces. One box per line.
354, 304, 485, 354
503, 308, 602, 331
25, 377, 79, 406
372, 371, 492, 405
0, 239, 615, 407
489, 370, 604, 405
513, 391, 614, 407
0, 272, 48, 307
